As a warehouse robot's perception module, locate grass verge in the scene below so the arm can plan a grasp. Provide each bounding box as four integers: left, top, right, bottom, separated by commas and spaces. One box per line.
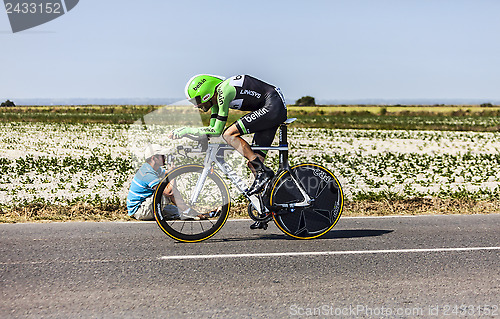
1, 198, 498, 223
0, 202, 127, 223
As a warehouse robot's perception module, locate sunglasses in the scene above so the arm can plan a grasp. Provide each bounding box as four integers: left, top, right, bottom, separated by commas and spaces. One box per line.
188, 96, 213, 112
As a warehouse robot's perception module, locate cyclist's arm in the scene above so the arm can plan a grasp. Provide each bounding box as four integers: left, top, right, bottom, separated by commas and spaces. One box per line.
209, 81, 235, 134
209, 104, 219, 127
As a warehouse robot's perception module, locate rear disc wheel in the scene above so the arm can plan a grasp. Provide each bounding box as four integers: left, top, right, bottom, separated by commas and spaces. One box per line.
270, 163, 343, 239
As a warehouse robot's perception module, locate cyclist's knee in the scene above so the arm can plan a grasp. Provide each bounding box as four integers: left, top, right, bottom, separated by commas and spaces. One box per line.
222, 131, 231, 144
223, 125, 240, 143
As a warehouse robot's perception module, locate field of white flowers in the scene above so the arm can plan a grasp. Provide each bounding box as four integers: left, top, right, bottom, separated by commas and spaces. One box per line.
1, 120, 499, 211
287, 128, 500, 200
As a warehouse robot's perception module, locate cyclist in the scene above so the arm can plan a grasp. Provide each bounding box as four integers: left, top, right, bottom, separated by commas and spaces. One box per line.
170, 74, 287, 194
169, 74, 287, 229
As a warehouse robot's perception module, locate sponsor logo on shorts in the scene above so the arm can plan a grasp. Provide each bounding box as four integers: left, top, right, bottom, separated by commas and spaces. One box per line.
243, 107, 269, 123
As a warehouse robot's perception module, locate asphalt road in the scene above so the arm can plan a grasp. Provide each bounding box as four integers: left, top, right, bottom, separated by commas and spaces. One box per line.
1, 214, 499, 318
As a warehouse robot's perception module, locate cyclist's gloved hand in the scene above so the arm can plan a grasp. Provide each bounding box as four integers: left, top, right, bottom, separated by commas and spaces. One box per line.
171, 127, 193, 139
170, 127, 216, 139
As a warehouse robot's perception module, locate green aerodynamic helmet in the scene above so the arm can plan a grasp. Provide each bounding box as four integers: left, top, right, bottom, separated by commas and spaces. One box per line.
184, 74, 225, 111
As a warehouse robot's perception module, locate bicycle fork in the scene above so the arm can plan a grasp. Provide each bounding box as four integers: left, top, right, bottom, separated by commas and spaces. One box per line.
188, 145, 217, 206
189, 165, 210, 206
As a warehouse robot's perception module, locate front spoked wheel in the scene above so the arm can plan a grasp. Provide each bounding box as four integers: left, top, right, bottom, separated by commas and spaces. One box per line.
270, 163, 343, 239
153, 164, 230, 242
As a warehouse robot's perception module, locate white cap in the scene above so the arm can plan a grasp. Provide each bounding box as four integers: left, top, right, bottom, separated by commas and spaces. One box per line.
144, 144, 168, 160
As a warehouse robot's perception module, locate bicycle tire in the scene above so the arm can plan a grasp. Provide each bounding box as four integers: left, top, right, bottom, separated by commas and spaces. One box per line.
153, 164, 230, 242
270, 163, 343, 239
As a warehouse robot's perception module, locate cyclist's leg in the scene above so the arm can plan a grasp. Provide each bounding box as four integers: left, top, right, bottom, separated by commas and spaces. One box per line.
242, 95, 286, 169
223, 120, 274, 185
247, 127, 279, 174
225, 122, 275, 195
223, 94, 286, 161
222, 124, 256, 162
224, 94, 287, 197
221, 125, 268, 177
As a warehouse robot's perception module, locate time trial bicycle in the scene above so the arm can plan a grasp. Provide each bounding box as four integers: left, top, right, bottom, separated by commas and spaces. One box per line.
153, 118, 343, 242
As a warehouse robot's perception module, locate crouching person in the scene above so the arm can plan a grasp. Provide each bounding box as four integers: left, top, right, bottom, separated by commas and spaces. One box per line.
126, 144, 181, 221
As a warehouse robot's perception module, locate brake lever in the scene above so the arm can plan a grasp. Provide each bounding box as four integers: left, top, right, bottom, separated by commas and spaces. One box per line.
176, 145, 191, 159
199, 137, 208, 152
184, 134, 209, 152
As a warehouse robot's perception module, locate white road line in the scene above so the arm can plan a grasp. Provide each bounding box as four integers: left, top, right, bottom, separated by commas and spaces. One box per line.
159, 246, 500, 260
3, 247, 498, 266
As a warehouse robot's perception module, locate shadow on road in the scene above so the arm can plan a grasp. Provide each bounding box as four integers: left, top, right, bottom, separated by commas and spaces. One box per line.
322, 229, 394, 239
202, 229, 393, 243
205, 233, 286, 243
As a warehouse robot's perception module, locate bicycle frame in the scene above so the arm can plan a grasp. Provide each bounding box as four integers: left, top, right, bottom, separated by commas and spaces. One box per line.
186, 118, 312, 216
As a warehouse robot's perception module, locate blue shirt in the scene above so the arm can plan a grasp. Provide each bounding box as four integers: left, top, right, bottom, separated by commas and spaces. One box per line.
126, 163, 165, 216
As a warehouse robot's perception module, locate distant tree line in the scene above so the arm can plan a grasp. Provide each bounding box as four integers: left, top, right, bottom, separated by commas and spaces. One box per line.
480, 103, 495, 107
1, 100, 15, 107
294, 96, 316, 106
291, 97, 499, 108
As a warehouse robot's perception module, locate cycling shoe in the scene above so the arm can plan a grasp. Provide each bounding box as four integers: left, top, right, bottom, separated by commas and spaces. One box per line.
250, 221, 268, 230
247, 166, 274, 196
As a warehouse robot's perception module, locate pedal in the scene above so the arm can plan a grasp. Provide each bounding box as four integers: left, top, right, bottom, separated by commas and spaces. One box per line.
248, 201, 273, 223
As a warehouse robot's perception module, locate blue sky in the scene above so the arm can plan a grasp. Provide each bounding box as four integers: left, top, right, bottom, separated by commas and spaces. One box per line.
1, 0, 499, 103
